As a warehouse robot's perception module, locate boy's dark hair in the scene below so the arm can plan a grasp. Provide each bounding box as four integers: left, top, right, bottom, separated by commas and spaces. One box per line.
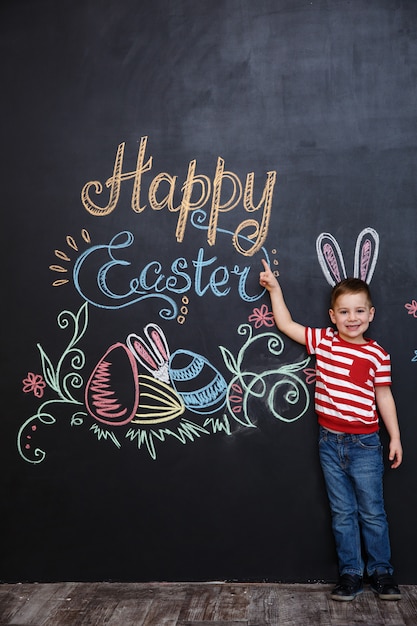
330, 277, 373, 309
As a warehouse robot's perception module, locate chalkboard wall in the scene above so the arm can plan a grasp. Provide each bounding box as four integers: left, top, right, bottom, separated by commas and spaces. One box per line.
1, 0, 416, 584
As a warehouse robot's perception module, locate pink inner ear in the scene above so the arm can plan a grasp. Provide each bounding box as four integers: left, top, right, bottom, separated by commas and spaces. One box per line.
133, 340, 157, 369
360, 239, 371, 280
323, 243, 341, 283
150, 330, 168, 360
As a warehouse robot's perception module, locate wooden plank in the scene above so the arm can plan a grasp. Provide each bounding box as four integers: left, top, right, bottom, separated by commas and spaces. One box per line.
42, 582, 185, 626
177, 583, 224, 622
0, 584, 36, 624
397, 586, 417, 625
271, 584, 332, 626
40, 583, 107, 626
1, 582, 78, 626
178, 622, 249, 625
105, 598, 154, 626
136, 597, 183, 626
245, 582, 278, 626
210, 584, 251, 622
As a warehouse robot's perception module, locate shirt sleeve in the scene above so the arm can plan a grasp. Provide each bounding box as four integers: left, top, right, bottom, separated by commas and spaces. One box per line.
374, 351, 392, 386
305, 327, 328, 355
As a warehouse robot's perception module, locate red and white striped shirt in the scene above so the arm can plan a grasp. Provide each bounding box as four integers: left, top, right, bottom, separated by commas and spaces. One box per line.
305, 327, 391, 434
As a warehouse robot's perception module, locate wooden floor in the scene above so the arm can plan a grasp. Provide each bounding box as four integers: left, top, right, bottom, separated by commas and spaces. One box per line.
0, 582, 416, 626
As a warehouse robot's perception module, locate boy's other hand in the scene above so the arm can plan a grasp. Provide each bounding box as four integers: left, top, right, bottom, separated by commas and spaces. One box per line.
389, 440, 403, 469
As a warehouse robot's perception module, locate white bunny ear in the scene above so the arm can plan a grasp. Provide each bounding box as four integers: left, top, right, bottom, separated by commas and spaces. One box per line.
144, 323, 170, 363
354, 227, 379, 283
126, 323, 170, 383
316, 233, 347, 286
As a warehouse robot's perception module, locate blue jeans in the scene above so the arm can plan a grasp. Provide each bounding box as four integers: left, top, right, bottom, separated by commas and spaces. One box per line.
318, 426, 393, 578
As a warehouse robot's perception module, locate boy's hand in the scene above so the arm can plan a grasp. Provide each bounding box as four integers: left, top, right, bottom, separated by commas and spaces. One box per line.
259, 259, 279, 291
389, 439, 403, 469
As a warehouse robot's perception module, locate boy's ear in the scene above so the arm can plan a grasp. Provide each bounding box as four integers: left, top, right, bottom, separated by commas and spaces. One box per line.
329, 308, 336, 324
369, 306, 375, 321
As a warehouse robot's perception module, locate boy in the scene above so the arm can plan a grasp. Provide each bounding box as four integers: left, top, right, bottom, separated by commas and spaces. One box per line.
259, 259, 402, 601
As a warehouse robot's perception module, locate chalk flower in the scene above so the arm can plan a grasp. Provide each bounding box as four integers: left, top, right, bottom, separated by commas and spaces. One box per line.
303, 367, 317, 384
405, 300, 417, 318
248, 304, 275, 328
228, 383, 243, 414
22, 372, 46, 398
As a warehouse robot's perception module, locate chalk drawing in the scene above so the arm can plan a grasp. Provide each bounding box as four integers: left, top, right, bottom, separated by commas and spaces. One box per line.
220, 324, 311, 427
405, 299, 417, 363
405, 299, 417, 317
22, 372, 46, 398
19, 300, 312, 462
18, 304, 88, 463
316, 227, 379, 286
50, 229, 91, 287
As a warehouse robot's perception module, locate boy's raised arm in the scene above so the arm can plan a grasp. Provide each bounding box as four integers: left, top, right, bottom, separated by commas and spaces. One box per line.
259, 259, 307, 345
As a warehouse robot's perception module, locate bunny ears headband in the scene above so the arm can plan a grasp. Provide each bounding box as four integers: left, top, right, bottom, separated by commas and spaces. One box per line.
316, 227, 379, 286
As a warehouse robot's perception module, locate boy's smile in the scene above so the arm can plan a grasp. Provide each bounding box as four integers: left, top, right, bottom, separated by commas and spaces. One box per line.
329, 292, 375, 344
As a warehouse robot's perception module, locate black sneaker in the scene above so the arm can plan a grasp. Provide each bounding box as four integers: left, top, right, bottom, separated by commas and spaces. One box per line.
370, 571, 401, 600
330, 574, 363, 601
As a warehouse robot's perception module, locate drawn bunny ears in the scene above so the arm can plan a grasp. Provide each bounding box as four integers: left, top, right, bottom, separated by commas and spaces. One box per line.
316, 227, 379, 286
127, 323, 170, 383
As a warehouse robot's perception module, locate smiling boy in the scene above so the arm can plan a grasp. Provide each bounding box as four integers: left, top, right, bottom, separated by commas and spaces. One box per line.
259, 260, 402, 602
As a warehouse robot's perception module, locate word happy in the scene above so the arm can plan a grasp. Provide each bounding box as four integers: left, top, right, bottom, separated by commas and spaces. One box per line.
81, 136, 277, 256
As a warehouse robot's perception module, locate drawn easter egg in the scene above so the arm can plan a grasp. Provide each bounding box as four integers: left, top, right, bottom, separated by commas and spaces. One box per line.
169, 349, 227, 415
85, 342, 139, 426
131, 375, 185, 424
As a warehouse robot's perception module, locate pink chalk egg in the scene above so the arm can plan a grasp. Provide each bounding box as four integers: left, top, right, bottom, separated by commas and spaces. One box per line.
85, 342, 139, 426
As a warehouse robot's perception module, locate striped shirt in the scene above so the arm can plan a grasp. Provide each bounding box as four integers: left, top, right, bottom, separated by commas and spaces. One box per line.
305, 327, 391, 434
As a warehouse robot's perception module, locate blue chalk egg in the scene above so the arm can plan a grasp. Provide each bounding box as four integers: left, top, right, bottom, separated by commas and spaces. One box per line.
169, 349, 227, 415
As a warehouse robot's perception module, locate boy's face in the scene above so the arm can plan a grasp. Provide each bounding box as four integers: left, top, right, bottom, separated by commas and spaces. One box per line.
329, 291, 375, 344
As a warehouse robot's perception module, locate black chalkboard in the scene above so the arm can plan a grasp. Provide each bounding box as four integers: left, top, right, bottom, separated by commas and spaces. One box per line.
1, 0, 417, 584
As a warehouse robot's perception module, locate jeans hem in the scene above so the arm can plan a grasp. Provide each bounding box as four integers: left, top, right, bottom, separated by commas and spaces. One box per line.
341, 569, 363, 578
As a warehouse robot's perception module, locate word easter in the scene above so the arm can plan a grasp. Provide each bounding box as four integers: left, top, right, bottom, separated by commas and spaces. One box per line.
81, 137, 277, 256
72, 231, 265, 318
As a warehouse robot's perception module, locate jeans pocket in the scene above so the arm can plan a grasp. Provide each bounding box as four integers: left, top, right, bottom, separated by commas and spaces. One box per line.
357, 432, 381, 450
